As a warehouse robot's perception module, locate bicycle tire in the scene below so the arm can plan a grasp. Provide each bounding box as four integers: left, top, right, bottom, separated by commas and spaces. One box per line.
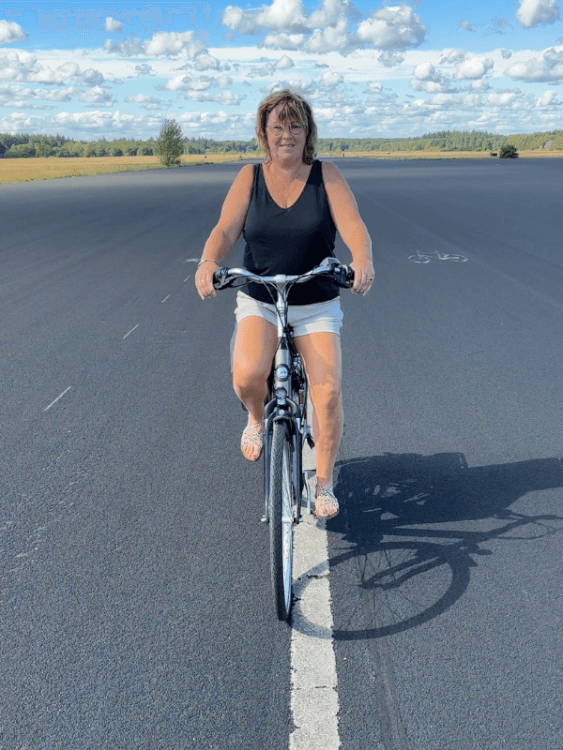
269, 419, 295, 620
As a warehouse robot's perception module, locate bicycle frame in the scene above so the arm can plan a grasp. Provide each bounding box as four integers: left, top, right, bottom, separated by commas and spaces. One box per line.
262, 280, 310, 523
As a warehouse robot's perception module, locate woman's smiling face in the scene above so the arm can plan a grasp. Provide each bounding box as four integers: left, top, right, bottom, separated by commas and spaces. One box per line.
264, 103, 307, 164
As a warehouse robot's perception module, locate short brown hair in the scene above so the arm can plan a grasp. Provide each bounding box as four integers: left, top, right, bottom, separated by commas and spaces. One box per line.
255, 89, 317, 165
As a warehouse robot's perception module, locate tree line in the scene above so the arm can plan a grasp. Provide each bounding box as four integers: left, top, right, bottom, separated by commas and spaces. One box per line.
1, 129, 562, 158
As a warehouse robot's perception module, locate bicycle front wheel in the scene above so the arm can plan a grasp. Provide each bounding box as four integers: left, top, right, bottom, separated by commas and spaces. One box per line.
269, 419, 295, 620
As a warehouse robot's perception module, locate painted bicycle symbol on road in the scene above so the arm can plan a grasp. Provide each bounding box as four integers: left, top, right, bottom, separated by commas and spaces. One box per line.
408, 250, 468, 264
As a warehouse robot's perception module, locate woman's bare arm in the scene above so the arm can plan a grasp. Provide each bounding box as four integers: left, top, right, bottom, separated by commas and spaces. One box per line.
200, 163, 255, 263
321, 161, 374, 295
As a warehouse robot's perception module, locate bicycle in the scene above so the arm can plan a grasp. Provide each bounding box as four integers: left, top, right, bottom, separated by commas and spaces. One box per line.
213, 257, 354, 620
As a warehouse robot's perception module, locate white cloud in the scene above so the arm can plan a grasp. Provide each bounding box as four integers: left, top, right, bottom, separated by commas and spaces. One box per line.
134, 63, 155, 77
0, 19, 28, 44
261, 32, 305, 50
31, 62, 100, 86
0, 49, 39, 81
378, 50, 405, 67
104, 17, 122, 33
79, 85, 114, 107
125, 93, 165, 110
103, 37, 144, 56
487, 89, 523, 106
126, 93, 154, 102
363, 81, 382, 94
354, 5, 427, 50
183, 90, 245, 105
0, 83, 76, 107
505, 47, 563, 81
303, 16, 349, 53
471, 78, 491, 91
410, 62, 456, 93
308, 0, 352, 29
193, 53, 221, 70
222, 0, 308, 35
463, 93, 481, 107
144, 31, 207, 57
223, 1, 426, 53
500, 49, 513, 59
164, 74, 212, 92
456, 55, 494, 80
0, 53, 106, 87
216, 74, 234, 87
54, 109, 144, 133
429, 93, 458, 108
104, 30, 207, 59
515, 0, 560, 27
440, 49, 467, 65
537, 89, 561, 105
460, 19, 475, 32
275, 54, 294, 70
319, 69, 343, 88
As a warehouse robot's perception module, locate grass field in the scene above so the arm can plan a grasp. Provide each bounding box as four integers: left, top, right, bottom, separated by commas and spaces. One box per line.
0, 153, 255, 185
1, 149, 562, 184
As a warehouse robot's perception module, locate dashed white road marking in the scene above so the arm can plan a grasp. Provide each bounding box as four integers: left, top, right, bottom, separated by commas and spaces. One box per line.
161, 295, 170, 303
290, 438, 341, 750
44, 386, 72, 412
123, 324, 139, 340
184, 275, 191, 283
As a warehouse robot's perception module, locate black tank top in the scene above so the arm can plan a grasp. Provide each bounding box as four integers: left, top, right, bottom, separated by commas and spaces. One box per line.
242, 159, 338, 305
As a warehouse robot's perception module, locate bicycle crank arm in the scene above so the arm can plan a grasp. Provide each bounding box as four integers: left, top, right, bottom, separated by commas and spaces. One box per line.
303, 470, 316, 514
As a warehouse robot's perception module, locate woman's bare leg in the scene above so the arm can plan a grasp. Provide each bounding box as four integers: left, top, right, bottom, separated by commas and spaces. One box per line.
294, 332, 343, 489
232, 316, 278, 459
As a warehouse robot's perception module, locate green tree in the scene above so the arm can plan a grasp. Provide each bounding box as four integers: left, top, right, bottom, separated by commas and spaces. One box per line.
500, 144, 518, 159
155, 119, 184, 167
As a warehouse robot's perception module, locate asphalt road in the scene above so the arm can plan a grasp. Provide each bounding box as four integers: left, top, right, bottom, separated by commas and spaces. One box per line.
1, 157, 563, 750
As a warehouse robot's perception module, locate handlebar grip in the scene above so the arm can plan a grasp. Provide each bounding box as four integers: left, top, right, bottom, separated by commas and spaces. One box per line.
212, 266, 230, 289
332, 264, 355, 288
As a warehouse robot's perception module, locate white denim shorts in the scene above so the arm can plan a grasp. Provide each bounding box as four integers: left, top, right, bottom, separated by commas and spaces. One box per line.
230, 290, 343, 371
234, 290, 343, 337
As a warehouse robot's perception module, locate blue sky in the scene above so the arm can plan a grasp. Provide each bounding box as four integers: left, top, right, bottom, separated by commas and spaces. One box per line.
0, 0, 562, 141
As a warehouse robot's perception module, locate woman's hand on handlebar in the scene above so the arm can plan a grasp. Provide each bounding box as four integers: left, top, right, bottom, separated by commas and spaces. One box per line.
350, 258, 374, 296
195, 260, 218, 300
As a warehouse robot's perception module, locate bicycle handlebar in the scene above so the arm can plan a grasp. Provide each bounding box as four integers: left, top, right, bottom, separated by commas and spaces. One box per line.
212, 257, 355, 291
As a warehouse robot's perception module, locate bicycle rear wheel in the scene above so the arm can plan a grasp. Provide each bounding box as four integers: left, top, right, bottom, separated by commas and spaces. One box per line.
269, 419, 295, 620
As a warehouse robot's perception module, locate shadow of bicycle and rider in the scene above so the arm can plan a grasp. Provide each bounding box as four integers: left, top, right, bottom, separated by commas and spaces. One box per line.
315, 452, 563, 640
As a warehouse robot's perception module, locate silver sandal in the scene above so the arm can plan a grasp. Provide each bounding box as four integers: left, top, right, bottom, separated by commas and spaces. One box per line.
240, 421, 264, 461
314, 486, 339, 520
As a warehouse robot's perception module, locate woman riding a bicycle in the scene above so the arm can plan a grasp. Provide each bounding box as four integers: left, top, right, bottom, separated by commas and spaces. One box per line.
195, 89, 374, 520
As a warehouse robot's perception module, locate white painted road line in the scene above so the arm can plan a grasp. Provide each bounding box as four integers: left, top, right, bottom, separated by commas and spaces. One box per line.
161, 295, 170, 303
184, 275, 191, 283
291, 510, 340, 750
44, 386, 72, 412
123, 324, 139, 340
290, 440, 341, 750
